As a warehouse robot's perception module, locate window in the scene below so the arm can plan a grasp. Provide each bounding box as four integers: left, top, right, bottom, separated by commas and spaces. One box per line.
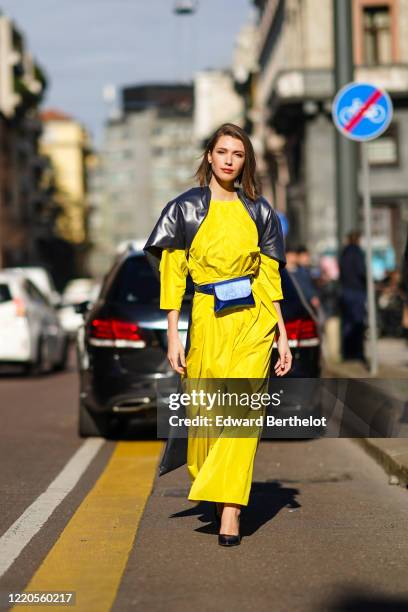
24, 280, 50, 306
106, 149, 133, 162
0, 284, 12, 303
110, 171, 130, 185
367, 123, 399, 166
107, 255, 193, 305
107, 256, 161, 305
363, 5, 392, 65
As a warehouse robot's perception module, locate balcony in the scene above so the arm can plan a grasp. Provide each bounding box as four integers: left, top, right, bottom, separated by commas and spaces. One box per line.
266, 64, 408, 106
355, 65, 408, 94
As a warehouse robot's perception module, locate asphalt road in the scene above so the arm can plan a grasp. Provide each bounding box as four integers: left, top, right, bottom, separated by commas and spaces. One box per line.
1, 351, 408, 612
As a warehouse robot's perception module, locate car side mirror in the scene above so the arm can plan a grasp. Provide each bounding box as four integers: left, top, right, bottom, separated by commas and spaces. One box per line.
74, 300, 91, 314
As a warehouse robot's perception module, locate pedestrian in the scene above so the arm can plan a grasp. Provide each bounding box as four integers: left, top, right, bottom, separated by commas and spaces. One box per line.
378, 270, 405, 338
144, 122, 292, 547
317, 258, 342, 362
317, 257, 341, 322
339, 229, 368, 365
285, 244, 320, 310
400, 231, 408, 344
296, 245, 321, 311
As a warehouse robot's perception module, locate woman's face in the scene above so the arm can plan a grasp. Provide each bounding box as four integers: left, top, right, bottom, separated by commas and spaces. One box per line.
207, 135, 245, 184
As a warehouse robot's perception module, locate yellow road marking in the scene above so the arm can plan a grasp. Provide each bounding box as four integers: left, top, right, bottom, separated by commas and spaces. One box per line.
13, 441, 163, 612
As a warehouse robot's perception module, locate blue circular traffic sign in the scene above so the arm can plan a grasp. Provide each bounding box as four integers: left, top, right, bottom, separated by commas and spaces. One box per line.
332, 82, 393, 141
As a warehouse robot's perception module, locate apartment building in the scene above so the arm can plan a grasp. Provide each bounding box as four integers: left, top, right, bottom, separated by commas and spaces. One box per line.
252, 0, 408, 264
89, 84, 200, 276
0, 13, 50, 269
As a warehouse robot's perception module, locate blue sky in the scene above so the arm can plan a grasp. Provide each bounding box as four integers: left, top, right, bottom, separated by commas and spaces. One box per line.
0, 0, 254, 146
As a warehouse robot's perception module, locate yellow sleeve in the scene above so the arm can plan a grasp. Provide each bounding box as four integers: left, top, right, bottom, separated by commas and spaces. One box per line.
258, 253, 284, 301
159, 248, 189, 311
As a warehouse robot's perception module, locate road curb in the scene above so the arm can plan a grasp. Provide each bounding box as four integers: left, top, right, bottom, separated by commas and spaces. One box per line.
355, 438, 408, 488
324, 360, 408, 488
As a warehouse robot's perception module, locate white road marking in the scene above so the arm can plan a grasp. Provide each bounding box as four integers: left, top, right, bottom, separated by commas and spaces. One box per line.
0, 438, 104, 578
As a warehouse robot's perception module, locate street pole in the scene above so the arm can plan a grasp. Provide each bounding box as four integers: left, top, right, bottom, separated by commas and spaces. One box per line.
333, 0, 359, 251
361, 142, 378, 375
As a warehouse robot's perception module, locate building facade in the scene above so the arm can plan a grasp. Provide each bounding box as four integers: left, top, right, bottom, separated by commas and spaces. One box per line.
0, 12, 55, 272
194, 69, 246, 144
252, 0, 408, 268
39, 110, 91, 245
89, 84, 201, 277
39, 109, 92, 281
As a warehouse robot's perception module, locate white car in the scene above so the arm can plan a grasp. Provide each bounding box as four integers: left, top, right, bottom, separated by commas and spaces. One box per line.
2, 266, 61, 307
0, 271, 68, 374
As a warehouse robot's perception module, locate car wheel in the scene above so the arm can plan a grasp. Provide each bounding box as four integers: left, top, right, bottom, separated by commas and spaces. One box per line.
25, 337, 49, 376
54, 337, 69, 372
78, 400, 109, 437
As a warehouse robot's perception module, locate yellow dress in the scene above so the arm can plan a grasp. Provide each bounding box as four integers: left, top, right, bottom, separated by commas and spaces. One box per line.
159, 198, 284, 506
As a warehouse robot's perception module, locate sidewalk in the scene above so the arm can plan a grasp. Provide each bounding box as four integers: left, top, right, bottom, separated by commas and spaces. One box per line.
322, 337, 408, 487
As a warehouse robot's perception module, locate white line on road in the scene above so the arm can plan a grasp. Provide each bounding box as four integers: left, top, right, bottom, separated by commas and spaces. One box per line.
0, 438, 104, 578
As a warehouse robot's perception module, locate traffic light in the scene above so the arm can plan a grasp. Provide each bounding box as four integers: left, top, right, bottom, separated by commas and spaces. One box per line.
0, 15, 22, 118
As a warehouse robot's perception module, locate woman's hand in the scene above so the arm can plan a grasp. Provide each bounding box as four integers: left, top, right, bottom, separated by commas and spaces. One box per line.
167, 332, 187, 375
274, 334, 292, 376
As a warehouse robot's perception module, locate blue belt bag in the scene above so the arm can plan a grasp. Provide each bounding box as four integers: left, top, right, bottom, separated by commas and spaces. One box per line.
194, 274, 255, 313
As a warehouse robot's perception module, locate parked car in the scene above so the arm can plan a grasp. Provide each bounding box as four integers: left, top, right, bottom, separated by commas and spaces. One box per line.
58, 278, 101, 338
76, 246, 193, 437
0, 270, 69, 374
76, 246, 322, 438
3, 266, 61, 307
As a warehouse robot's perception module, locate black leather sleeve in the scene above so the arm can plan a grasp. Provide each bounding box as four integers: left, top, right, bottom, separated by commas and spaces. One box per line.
258, 197, 287, 270
143, 199, 186, 279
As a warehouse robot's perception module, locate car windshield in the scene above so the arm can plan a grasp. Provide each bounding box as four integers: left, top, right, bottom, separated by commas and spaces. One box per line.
0, 283, 12, 303
107, 255, 193, 305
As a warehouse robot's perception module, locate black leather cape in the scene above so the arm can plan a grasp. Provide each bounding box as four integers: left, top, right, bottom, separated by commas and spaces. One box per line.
144, 185, 286, 280
143, 185, 286, 477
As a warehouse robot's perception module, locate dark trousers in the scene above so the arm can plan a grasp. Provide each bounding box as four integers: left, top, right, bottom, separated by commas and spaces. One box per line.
340, 288, 367, 360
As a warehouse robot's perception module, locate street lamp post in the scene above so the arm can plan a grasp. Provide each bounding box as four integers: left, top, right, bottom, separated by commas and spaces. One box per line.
333, 0, 359, 253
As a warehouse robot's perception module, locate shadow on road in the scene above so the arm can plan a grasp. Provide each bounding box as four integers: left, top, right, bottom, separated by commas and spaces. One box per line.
163, 479, 301, 538
325, 588, 408, 612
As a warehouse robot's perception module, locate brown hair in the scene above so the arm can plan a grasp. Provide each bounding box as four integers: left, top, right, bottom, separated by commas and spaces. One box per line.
194, 123, 260, 201
347, 229, 361, 244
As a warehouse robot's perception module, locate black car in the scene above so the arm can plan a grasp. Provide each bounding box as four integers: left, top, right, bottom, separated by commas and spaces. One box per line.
76, 246, 193, 436
76, 245, 321, 437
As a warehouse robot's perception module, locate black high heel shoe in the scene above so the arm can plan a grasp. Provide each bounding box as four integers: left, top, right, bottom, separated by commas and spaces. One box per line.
218, 513, 241, 547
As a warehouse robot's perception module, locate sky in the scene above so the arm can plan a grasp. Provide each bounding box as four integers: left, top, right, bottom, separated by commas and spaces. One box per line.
0, 0, 254, 147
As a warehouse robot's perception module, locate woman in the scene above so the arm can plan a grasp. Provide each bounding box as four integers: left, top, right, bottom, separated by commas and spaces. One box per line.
144, 123, 292, 546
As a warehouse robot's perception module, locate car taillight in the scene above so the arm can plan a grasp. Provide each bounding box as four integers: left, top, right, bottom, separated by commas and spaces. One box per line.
13, 297, 26, 317
90, 318, 144, 341
285, 318, 318, 340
